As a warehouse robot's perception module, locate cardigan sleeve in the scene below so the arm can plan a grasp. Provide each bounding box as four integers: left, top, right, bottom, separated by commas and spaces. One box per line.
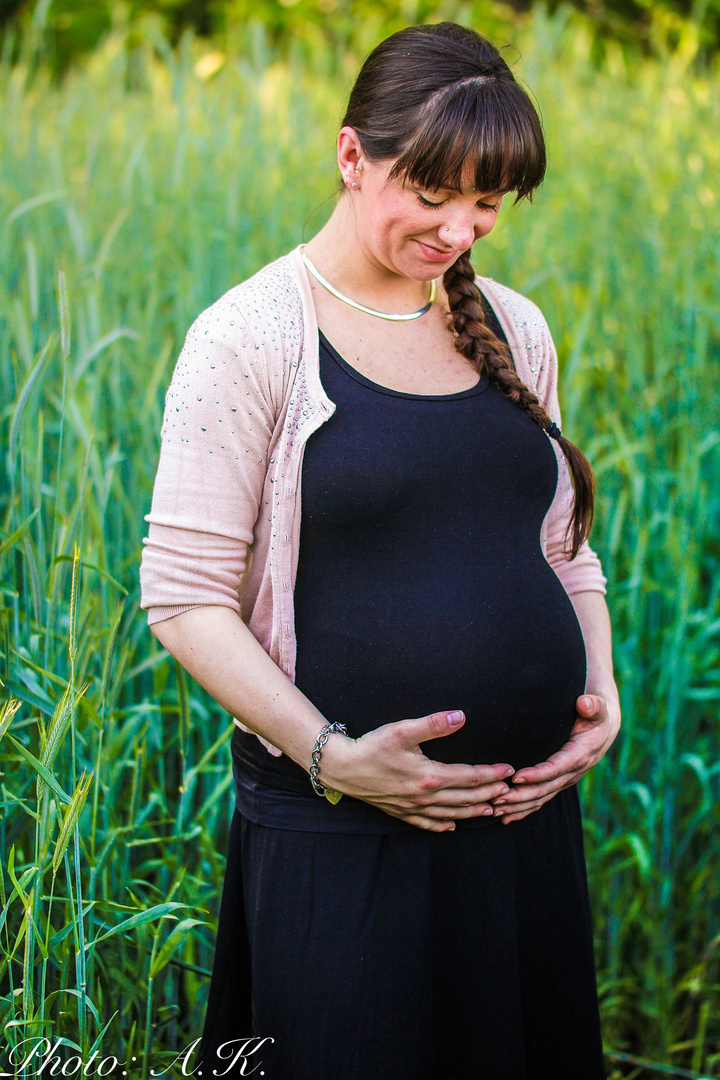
533, 308, 607, 597
139, 298, 277, 625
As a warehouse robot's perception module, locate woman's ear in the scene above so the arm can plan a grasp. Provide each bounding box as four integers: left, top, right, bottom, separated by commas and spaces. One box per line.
337, 126, 364, 186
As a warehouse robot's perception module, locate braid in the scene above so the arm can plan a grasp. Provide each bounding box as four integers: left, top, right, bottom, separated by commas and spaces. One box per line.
443, 252, 595, 558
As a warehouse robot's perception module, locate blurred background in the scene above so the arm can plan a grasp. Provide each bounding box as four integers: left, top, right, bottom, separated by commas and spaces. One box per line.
0, 0, 718, 1076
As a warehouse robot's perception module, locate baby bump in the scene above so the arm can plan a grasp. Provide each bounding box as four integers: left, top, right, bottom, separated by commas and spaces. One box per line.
294, 557, 587, 773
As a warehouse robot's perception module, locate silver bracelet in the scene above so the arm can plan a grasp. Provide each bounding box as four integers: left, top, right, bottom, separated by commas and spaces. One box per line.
309, 722, 348, 804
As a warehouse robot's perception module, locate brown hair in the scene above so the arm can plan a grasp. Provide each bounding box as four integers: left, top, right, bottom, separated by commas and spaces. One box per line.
343, 22, 595, 557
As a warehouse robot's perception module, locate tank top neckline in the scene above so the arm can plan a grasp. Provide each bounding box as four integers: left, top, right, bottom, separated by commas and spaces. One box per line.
318, 329, 489, 402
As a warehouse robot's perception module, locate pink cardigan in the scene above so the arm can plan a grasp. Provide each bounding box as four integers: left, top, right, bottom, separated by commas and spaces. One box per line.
139, 245, 606, 750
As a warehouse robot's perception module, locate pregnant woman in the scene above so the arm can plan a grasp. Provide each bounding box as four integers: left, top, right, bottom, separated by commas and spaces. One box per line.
140, 21, 621, 1079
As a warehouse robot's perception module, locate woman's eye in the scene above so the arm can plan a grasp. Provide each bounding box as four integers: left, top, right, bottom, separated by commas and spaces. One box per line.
416, 192, 501, 213
416, 194, 444, 209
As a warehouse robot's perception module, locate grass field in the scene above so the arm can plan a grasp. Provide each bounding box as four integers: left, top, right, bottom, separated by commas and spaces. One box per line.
1, 9, 719, 1076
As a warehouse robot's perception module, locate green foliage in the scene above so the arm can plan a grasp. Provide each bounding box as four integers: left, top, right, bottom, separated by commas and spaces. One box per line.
2, 0, 720, 81
1, 0, 516, 79
0, 8, 719, 1074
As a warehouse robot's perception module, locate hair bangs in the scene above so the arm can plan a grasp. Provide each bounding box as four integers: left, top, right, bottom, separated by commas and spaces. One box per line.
389, 80, 546, 202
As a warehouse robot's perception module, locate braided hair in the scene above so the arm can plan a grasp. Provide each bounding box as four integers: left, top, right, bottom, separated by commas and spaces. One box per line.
343, 22, 595, 557
442, 252, 594, 557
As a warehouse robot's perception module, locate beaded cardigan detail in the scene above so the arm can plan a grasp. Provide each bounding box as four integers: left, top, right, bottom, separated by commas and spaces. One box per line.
139, 245, 606, 756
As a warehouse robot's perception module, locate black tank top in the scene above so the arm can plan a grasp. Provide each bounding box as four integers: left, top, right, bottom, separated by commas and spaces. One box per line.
232, 304, 586, 829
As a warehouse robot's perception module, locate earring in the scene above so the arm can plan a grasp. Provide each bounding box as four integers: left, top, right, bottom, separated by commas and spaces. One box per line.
355, 164, 363, 172
351, 182, 358, 188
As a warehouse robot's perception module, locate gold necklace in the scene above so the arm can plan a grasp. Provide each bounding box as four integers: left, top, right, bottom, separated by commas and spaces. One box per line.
300, 248, 436, 322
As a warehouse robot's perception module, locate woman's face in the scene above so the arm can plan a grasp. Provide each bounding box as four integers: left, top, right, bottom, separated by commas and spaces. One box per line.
349, 154, 505, 282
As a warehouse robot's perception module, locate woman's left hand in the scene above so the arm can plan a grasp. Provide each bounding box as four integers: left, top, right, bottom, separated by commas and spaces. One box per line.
490, 692, 621, 823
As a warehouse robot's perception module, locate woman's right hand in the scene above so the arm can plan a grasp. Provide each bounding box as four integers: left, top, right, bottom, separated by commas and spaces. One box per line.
319, 711, 515, 832
149, 609, 512, 832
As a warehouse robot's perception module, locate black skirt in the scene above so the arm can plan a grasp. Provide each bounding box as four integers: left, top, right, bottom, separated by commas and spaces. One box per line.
197, 785, 606, 1080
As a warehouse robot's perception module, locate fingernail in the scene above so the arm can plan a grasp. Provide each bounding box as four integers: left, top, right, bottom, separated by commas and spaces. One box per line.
503, 767, 514, 778
494, 800, 507, 807
497, 785, 509, 796
447, 711, 464, 726
514, 777, 526, 784
583, 696, 593, 710
482, 806, 493, 815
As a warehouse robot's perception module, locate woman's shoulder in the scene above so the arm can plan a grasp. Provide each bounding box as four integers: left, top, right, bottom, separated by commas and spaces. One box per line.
474, 275, 558, 402
475, 275, 551, 342
188, 249, 304, 343
165, 249, 306, 416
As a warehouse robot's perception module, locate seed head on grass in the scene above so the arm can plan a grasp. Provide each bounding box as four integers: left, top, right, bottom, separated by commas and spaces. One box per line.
53, 771, 93, 877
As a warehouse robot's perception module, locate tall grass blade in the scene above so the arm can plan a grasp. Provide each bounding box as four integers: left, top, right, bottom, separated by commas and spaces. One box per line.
0, 509, 40, 558
52, 772, 92, 876
6, 734, 71, 805
7, 334, 56, 474
86, 902, 189, 951
57, 269, 71, 363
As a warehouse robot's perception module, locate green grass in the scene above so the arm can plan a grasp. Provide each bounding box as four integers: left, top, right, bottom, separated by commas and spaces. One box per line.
1, 10, 719, 1076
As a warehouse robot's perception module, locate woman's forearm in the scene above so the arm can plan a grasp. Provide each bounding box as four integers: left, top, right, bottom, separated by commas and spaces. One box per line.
150, 605, 516, 831
569, 590, 621, 722
151, 605, 327, 772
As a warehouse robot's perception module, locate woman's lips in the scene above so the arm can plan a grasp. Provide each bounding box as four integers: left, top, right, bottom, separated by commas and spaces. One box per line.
415, 240, 458, 263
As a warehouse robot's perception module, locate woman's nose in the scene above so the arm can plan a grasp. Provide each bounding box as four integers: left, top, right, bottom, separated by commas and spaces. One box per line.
440, 216, 476, 249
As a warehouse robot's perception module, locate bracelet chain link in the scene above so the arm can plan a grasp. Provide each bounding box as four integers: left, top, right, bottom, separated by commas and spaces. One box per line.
309, 722, 348, 804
